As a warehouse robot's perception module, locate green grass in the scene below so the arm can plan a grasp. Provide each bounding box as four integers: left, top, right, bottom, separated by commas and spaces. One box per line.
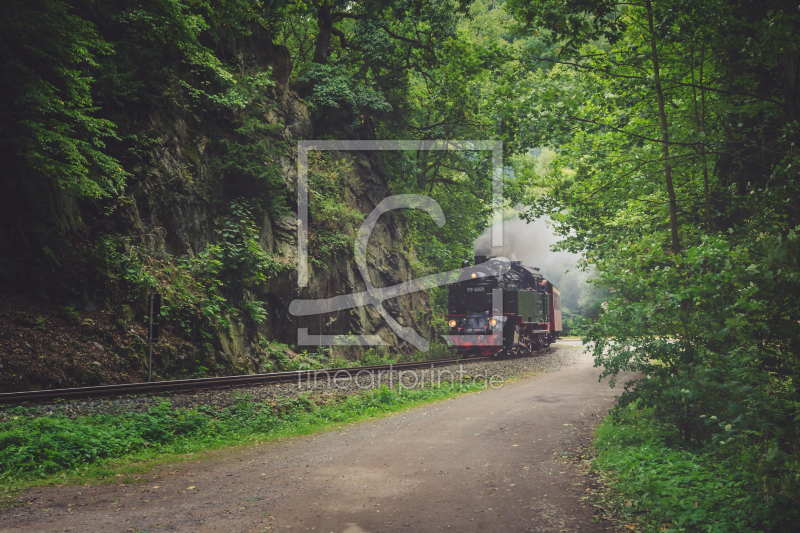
0, 377, 509, 500
591, 404, 799, 532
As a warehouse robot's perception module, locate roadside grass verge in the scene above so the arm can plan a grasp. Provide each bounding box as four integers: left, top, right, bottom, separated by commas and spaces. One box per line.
0, 377, 511, 500
591, 403, 799, 532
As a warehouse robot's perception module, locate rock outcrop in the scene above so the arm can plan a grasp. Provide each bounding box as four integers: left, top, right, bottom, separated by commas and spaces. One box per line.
102, 29, 431, 374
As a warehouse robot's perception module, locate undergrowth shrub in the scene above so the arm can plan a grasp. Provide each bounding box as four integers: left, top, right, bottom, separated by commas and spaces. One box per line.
306, 152, 365, 266
0, 382, 483, 484
0, 403, 206, 480
259, 341, 329, 371
81, 200, 297, 376
593, 403, 800, 532
195, 201, 293, 291
357, 347, 399, 366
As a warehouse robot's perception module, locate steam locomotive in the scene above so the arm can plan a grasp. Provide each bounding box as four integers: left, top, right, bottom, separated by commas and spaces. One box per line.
446, 255, 561, 356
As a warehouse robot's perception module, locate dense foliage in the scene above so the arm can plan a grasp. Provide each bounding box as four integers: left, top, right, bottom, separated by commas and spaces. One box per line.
593, 403, 798, 532
500, 0, 800, 527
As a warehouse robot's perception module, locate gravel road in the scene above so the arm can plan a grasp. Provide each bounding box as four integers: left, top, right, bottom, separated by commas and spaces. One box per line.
0, 342, 633, 533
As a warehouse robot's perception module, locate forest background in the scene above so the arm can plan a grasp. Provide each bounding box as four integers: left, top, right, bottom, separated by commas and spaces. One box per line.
1, 0, 799, 529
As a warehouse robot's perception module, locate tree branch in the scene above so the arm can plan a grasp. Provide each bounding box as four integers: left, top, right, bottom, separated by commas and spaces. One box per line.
331, 12, 369, 21
664, 81, 783, 107
568, 116, 703, 146
331, 27, 348, 49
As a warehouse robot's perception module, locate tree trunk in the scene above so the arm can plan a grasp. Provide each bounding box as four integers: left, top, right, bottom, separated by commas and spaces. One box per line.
312, 1, 333, 65
782, 38, 799, 123
692, 41, 713, 231
646, 0, 681, 254
700, 148, 712, 230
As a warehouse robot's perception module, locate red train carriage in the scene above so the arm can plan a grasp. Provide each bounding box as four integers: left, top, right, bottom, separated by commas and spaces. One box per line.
446, 256, 561, 357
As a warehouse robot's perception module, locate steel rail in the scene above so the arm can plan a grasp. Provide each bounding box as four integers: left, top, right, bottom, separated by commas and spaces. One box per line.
0, 357, 490, 405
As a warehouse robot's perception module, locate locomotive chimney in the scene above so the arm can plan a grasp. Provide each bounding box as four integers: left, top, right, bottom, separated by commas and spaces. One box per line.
474, 255, 488, 264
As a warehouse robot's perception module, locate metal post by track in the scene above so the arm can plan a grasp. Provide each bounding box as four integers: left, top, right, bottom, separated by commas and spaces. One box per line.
148, 293, 161, 382
148, 295, 153, 382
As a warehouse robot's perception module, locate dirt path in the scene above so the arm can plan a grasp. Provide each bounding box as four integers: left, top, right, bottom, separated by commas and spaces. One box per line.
1, 348, 630, 533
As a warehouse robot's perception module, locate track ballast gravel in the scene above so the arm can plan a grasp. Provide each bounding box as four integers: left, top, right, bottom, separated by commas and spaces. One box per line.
0, 346, 582, 420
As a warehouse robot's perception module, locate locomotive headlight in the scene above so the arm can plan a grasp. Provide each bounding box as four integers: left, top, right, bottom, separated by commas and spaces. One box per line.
448, 319, 457, 327
470, 272, 477, 278
488, 318, 497, 326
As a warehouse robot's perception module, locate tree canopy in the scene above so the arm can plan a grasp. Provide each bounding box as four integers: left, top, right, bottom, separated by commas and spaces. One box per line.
501, 0, 800, 521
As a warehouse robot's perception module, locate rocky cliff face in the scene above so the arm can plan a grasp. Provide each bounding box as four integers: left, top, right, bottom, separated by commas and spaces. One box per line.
98, 33, 431, 374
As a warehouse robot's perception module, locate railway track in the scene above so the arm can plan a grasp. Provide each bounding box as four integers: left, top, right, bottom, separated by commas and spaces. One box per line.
0, 357, 490, 405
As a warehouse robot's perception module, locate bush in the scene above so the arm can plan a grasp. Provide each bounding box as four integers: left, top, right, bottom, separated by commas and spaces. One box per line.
0, 403, 206, 479
593, 403, 800, 532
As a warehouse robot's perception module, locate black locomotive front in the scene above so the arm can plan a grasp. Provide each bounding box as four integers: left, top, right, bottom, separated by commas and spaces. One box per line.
446, 257, 509, 355
446, 256, 561, 356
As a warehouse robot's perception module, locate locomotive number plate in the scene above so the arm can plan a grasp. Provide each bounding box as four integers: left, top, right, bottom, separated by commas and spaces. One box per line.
466, 287, 485, 292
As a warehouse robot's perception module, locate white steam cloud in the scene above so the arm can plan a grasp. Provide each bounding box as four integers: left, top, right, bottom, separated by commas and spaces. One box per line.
474, 216, 591, 310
